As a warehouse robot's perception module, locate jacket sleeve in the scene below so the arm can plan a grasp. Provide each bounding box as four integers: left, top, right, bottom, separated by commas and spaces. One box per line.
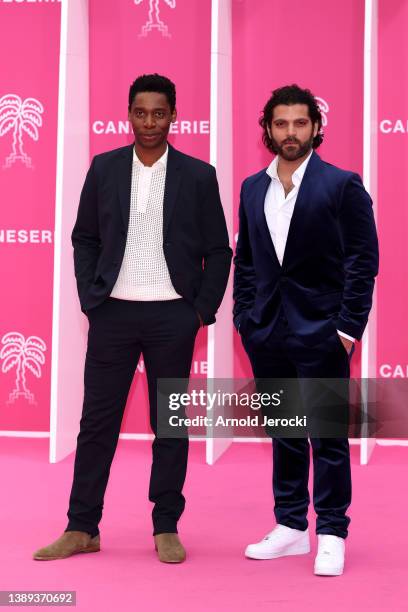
233, 181, 257, 331
71, 156, 101, 310
336, 173, 379, 340
193, 166, 232, 324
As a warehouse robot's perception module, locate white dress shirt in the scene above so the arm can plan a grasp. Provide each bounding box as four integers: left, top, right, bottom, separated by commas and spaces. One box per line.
264, 152, 354, 343
110, 146, 182, 301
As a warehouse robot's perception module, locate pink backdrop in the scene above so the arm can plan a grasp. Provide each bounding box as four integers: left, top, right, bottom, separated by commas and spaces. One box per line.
89, 0, 212, 433
0, 1, 60, 431
2, 0, 405, 434
232, 0, 365, 379
377, 0, 408, 379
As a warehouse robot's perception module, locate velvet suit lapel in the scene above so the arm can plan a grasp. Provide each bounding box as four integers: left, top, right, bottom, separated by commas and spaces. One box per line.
253, 171, 281, 266
281, 151, 322, 268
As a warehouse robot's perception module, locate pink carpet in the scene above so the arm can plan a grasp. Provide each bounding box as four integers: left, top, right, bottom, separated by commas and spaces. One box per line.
1, 438, 407, 611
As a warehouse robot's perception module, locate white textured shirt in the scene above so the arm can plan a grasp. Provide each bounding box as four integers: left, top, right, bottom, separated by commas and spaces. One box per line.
264, 152, 354, 343
110, 146, 181, 301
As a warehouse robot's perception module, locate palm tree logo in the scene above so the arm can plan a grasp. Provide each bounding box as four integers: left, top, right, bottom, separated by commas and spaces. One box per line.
0, 332, 46, 405
134, 0, 176, 38
316, 96, 329, 128
0, 94, 44, 169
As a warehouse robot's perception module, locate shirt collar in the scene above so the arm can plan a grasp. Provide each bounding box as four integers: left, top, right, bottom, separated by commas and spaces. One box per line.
266, 149, 313, 187
133, 145, 168, 169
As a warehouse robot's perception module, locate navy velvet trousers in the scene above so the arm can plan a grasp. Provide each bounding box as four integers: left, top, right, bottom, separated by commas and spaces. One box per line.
242, 312, 352, 539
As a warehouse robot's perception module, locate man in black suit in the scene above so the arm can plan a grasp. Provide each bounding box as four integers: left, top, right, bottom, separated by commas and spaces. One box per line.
233, 84, 378, 575
34, 74, 232, 563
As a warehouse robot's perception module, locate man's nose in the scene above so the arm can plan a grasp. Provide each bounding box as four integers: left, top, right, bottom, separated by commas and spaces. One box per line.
144, 114, 156, 128
286, 123, 296, 137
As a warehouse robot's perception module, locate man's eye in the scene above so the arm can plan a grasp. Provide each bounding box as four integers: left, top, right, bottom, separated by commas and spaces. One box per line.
135, 111, 144, 118
155, 112, 164, 118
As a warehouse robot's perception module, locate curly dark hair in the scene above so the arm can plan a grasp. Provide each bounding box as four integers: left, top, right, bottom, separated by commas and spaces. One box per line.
259, 84, 324, 152
128, 73, 176, 112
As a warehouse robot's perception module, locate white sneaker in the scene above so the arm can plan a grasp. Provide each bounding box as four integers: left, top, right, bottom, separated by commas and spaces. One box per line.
245, 524, 310, 560
314, 534, 345, 576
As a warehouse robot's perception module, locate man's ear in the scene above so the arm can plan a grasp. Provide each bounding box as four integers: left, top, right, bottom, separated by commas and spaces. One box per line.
313, 122, 319, 138
171, 108, 177, 123
267, 125, 272, 139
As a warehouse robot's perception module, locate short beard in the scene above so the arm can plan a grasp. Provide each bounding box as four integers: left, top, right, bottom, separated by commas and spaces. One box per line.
269, 135, 314, 161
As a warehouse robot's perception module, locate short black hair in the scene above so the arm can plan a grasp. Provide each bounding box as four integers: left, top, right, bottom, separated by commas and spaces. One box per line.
128, 73, 176, 112
259, 84, 324, 152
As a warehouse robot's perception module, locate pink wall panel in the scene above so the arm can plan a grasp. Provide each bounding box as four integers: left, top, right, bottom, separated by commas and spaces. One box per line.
377, 0, 408, 379
3, 0, 400, 435
0, 2, 60, 430
231, 0, 365, 378
88, 0, 212, 433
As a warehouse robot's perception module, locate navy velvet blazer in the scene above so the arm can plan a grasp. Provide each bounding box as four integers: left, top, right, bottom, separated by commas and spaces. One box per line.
72, 143, 232, 325
233, 151, 379, 347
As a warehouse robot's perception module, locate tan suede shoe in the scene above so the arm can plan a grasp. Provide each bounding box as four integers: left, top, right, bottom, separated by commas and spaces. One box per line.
33, 531, 100, 561
154, 533, 186, 563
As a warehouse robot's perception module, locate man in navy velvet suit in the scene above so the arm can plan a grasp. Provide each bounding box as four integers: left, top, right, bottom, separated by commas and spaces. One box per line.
233, 84, 378, 576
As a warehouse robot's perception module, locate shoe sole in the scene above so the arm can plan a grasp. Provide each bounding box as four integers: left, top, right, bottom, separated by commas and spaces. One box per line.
33, 546, 100, 561
157, 556, 186, 563
245, 544, 311, 560
314, 565, 344, 576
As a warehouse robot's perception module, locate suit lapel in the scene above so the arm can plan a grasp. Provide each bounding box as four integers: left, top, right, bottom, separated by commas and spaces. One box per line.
254, 171, 281, 266
117, 144, 134, 230
281, 151, 321, 268
163, 144, 182, 239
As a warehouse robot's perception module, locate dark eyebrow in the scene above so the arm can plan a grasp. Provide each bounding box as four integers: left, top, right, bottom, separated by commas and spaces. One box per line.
132, 106, 168, 111
273, 117, 310, 122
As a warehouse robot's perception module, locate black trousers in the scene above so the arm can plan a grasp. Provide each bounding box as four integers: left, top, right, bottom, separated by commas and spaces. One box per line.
242, 312, 352, 539
65, 297, 200, 537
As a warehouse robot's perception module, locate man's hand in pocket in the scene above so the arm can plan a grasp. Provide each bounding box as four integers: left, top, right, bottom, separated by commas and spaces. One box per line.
338, 334, 354, 354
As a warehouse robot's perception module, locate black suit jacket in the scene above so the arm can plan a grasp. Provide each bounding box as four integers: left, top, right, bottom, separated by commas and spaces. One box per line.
233, 152, 379, 346
72, 143, 232, 325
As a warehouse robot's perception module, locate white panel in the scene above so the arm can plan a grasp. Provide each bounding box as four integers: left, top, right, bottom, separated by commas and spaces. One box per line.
50, 0, 90, 463
207, 0, 233, 464
360, 0, 378, 465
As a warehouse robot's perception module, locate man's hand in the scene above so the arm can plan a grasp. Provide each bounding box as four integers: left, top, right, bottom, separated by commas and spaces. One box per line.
338, 334, 354, 354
